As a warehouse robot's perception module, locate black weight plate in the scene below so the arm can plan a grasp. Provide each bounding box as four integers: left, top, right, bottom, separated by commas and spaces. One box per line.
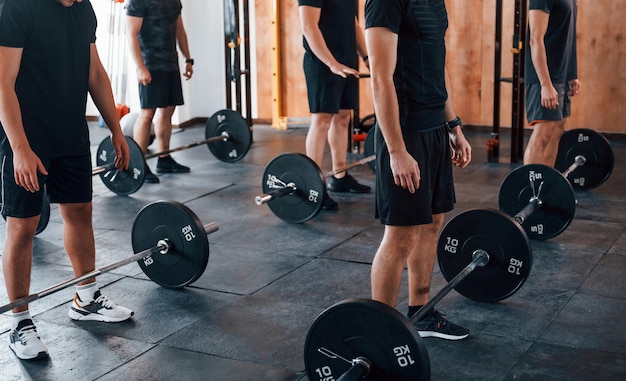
499, 164, 576, 240
363, 127, 376, 173
205, 109, 252, 163
120, 112, 156, 146
262, 153, 325, 223
305, 298, 430, 381
131, 200, 210, 288
95, 135, 146, 196
359, 113, 377, 133
437, 209, 532, 302
36, 192, 51, 235
0, 188, 50, 235
555, 128, 614, 190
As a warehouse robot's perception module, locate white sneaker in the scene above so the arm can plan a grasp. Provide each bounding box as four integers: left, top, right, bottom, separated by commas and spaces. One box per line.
68, 290, 134, 322
9, 319, 49, 360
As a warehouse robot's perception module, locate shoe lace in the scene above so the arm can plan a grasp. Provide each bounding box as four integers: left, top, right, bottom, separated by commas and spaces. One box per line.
18, 325, 41, 344
94, 293, 115, 309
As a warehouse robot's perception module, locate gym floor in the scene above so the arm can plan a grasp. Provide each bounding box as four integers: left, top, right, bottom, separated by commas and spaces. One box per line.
0, 120, 624, 381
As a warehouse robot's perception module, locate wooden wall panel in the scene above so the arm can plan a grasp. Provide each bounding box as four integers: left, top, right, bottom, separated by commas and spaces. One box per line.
254, 0, 625, 133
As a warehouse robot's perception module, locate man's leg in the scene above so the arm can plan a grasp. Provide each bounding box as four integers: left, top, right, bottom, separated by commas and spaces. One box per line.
60, 202, 133, 322
133, 108, 157, 155
523, 119, 567, 166
3, 217, 40, 313
305, 112, 334, 167
327, 109, 352, 178
154, 106, 190, 173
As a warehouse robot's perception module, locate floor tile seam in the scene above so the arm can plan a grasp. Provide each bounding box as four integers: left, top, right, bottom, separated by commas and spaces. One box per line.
533, 335, 626, 357
247, 257, 318, 296
93, 344, 158, 381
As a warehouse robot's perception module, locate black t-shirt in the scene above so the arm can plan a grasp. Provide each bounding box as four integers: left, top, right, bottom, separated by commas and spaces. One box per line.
365, 0, 448, 130
525, 0, 578, 84
298, 0, 358, 67
0, 0, 96, 156
125, 0, 182, 71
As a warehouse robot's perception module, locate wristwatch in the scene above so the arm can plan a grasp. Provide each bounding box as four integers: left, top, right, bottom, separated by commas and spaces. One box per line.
447, 116, 462, 130
185, 58, 194, 66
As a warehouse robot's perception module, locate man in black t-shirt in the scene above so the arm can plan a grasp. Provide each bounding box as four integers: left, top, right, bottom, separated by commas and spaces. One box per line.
126, 0, 194, 183
524, 0, 580, 165
298, 0, 371, 211
0, 0, 134, 361
365, 0, 472, 340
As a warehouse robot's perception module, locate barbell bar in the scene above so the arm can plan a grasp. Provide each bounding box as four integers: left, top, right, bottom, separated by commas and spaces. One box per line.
304, 208, 533, 380
0, 200, 217, 314
554, 128, 614, 190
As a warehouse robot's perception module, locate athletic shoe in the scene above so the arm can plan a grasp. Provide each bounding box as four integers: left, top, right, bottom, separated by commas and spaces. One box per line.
9, 319, 49, 360
322, 192, 339, 210
68, 290, 134, 322
143, 164, 160, 183
156, 155, 190, 173
327, 173, 371, 193
412, 310, 470, 340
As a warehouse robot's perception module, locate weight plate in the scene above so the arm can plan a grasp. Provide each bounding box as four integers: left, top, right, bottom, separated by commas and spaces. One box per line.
437, 209, 532, 302
359, 113, 376, 133
305, 298, 430, 381
0, 188, 50, 235
363, 127, 376, 173
499, 164, 576, 240
120, 112, 156, 146
205, 109, 252, 163
36, 192, 51, 235
132, 200, 210, 288
555, 128, 614, 190
262, 153, 325, 223
95, 135, 146, 196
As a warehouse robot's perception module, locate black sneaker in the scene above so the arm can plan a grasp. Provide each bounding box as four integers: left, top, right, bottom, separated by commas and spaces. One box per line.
156, 155, 190, 173
412, 310, 470, 340
9, 319, 49, 360
327, 173, 371, 193
322, 192, 338, 210
143, 164, 160, 183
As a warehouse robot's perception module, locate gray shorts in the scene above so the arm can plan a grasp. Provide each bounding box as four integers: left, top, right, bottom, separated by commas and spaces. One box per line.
375, 125, 456, 226
525, 82, 571, 124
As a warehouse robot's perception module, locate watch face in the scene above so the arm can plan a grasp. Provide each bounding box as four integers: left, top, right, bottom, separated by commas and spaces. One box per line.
186, 59, 194, 65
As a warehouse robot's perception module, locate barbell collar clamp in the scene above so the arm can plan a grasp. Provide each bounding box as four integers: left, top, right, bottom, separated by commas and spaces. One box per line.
514, 197, 542, 225
255, 183, 297, 205
409, 249, 490, 323
336, 357, 372, 381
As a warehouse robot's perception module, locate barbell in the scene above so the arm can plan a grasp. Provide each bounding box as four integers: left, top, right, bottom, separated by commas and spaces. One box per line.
123, 109, 252, 164
254, 130, 376, 223
0, 200, 217, 314
304, 208, 533, 380
555, 128, 614, 190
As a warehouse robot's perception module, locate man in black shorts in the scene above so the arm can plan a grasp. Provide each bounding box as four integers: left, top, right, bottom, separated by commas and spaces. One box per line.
365, 0, 472, 340
0, 0, 134, 361
298, 0, 371, 210
524, 0, 580, 165
126, 0, 194, 183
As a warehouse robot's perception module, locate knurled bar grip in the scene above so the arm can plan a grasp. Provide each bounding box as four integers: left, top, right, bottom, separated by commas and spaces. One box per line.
325, 155, 375, 178
0, 222, 219, 314
561, 155, 586, 179
255, 184, 297, 205
513, 198, 541, 225
144, 132, 229, 160
409, 250, 490, 323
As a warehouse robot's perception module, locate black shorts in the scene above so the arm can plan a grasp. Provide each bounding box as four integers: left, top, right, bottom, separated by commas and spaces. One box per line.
525, 82, 571, 124
139, 70, 184, 109
375, 125, 456, 226
303, 53, 358, 113
1, 150, 92, 218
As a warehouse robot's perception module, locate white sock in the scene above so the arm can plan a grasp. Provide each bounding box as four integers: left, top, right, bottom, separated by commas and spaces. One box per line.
76, 282, 98, 303
11, 310, 32, 330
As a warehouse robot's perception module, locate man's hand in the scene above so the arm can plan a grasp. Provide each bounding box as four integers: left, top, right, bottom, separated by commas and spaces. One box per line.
449, 128, 472, 168
110, 133, 130, 171
389, 150, 421, 194
13, 147, 47, 193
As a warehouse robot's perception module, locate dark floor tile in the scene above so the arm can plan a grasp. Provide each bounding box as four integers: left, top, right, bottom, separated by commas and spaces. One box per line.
161, 295, 320, 372
608, 230, 626, 256
321, 225, 382, 263
505, 341, 626, 381
36, 277, 238, 344
540, 293, 626, 354
580, 254, 626, 298
0, 320, 153, 381
97, 345, 300, 381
